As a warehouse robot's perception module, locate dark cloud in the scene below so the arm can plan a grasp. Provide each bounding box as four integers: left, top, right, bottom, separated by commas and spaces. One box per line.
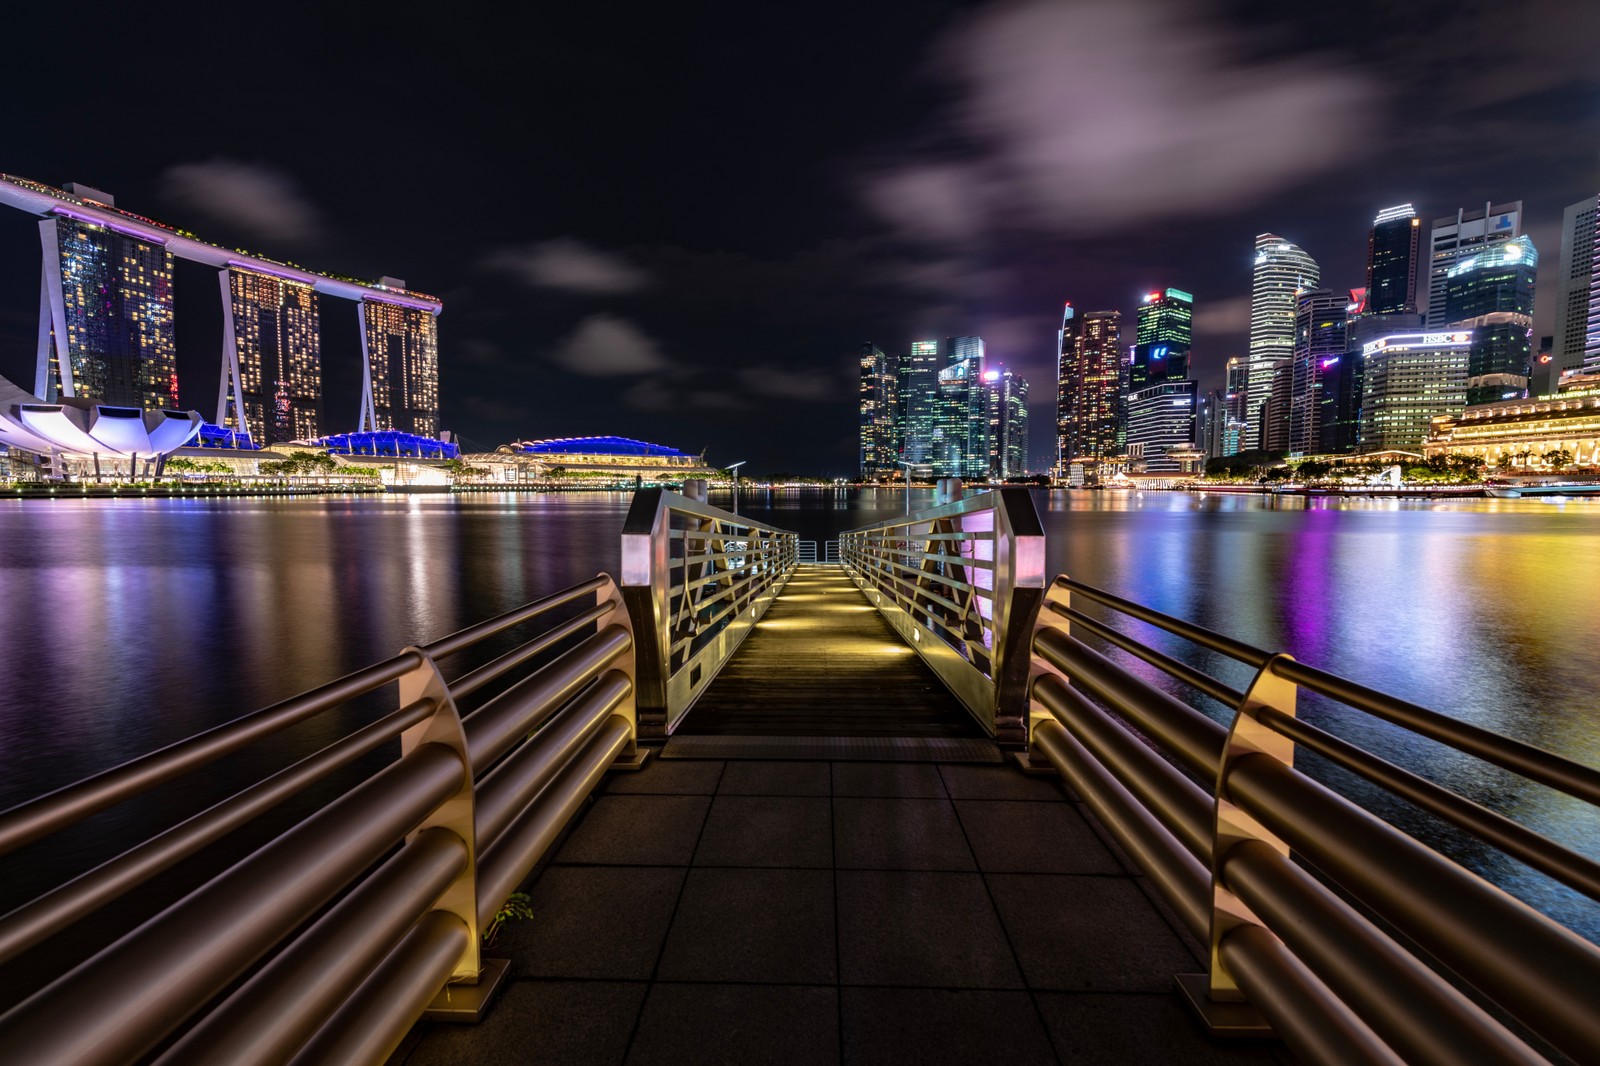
548, 314, 671, 376
158, 159, 323, 244
485, 239, 651, 294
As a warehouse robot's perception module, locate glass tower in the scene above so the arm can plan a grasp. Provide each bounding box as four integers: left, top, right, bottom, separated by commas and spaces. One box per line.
857, 342, 899, 478
900, 340, 941, 467
39, 217, 177, 409
937, 336, 987, 479
1056, 306, 1121, 481
986, 367, 1029, 478
1289, 288, 1348, 456
1554, 194, 1598, 385
1366, 205, 1422, 315
1443, 236, 1538, 405
360, 299, 441, 436
1427, 201, 1521, 328
1135, 288, 1193, 348
221, 268, 322, 445
1248, 234, 1319, 451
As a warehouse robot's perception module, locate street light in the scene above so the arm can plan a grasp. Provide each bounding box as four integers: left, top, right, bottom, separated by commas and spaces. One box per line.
726, 461, 747, 515
897, 460, 916, 516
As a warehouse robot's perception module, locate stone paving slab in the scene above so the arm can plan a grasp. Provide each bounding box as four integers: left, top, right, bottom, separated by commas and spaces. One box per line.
393, 757, 1291, 1066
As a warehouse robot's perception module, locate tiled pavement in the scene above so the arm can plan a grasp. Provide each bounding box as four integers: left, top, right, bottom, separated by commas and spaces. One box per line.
392, 758, 1289, 1065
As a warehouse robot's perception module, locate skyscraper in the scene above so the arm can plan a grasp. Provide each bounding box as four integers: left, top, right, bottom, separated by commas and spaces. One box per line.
857, 342, 899, 479
1126, 380, 1197, 472
1056, 306, 1121, 481
986, 367, 1029, 478
1135, 288, 1193, 347
1427, 201, 1522, 327
900, 340, 941, 466
219, 268, 321, 445
936, 336, 987, 479
1359, 332, 1470, 452
1289, 288, 1348, 455
359, 282, 441, 437
36, 214, 177, 410
1443, 235, 1537, 405
1222, 356, 1248, 456
1366, 205, 1422, 315
1248, 234, 1319, 451
1553, 194, 1598, 388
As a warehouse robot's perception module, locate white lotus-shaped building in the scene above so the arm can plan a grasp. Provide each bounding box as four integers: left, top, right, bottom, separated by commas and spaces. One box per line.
0, 373, 201, 459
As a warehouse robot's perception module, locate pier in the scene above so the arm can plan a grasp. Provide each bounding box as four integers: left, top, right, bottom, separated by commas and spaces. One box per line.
0, 484, 1597, 1065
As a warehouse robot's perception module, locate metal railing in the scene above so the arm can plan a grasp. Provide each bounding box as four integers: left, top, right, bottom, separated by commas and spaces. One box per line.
621, 485, 799, 735
840, 480, 1044, 743
796, 540, 841, 565
1028, 574, 1600, 1066
0, 575, 639, 1066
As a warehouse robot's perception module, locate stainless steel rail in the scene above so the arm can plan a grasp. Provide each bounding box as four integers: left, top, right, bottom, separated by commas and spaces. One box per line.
621, 486, 799, 735
0, 573, 640, 1066
1028, 573, 1600, 1066
839, 481, 1045, 743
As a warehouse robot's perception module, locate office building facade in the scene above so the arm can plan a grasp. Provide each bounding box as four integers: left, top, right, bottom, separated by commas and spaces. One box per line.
936, 336, 987, 479
37, 215, 177, 410
1056, 307, 1121, 480
986, 367, 1029, 478
900, 340, 941, 466
1427, 201, 1522, 327
359, 286, 441, 437
1289, 288, 1348, 456
1443, 235, 1537, 405
1366, 205, 1422, 316
1126, 380, 1197, 473
857, 342, 899, 479
1358, 331, 1471, 452
219, 268, 322, 445
1248, 234, 1319, 450
1136, 288, 1193, 348
1554, 194, 1598, 387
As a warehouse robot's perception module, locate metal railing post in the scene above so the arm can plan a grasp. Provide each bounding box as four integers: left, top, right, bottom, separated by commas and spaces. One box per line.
596, 574, 643, 767
989, 488, 1046, 747
396, 649, 482, 987
620, 488, 672, 736
1182, 651, 1298, 1033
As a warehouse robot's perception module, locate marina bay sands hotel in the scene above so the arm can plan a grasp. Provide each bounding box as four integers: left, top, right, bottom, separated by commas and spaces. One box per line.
0, 173, 441, 448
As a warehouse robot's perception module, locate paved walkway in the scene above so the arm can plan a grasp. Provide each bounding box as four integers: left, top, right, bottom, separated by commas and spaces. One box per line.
393, 756, 1288, 1065
678, 567, 980, 738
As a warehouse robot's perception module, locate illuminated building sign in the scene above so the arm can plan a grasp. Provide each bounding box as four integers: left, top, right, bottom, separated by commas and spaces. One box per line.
1362, 332, 1473, 356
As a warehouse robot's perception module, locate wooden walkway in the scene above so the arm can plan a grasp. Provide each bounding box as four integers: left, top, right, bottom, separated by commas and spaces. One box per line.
677, 566, 981, 738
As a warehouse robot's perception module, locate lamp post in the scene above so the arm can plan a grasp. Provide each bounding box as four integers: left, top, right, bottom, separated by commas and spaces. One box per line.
897, 460, 915, 516
726, 460, 747, 515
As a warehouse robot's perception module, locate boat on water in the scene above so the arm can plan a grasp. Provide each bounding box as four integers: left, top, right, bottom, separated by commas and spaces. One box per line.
1484, 477, 1600, 499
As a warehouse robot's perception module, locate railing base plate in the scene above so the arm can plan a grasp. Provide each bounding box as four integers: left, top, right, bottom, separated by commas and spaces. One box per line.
1175, 974, 1275, 1038
608, 747, 653, 772
422, 957, 512, 1023
1010, 750, 1059, 776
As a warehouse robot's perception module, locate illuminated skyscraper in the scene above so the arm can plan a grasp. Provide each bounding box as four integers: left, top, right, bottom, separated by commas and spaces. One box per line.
900, 340, 941, 466
1135, 288, 1193, 348
1222, 356, 1248, 456
1126, 380, 1197, 472
1554, 194, 1598, 385
1248, 234, 1319, 450
37, 211, 177, 409
1427, 201, 1521, 327
359, 280, 440, 436
1366, 205, 1422, 315
1289, 288, 1348, 455
1359, 332, 1470, 452
1056, 306, 1121, 480
219, 268, 321, 445
1444, 235, 1537, 405
857, 342, 899, 478
937, 336, 987, 479
986, 367, 1029, 478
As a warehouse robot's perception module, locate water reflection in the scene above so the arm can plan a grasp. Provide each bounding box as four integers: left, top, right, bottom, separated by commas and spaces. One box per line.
0, 489, 1595, 934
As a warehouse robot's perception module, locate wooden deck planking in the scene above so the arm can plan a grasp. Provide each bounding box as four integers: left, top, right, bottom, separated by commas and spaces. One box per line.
677, 567, 982, 737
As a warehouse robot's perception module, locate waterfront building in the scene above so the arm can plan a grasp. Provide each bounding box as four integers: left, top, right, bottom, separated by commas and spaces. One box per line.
1366, 204, 1422, 315
359, 282, 441, 437
1126, 379, 1197, 473
220, 268, 321, 446
1197, 388, 1225, 458
1289, 289, 1348, 456
1358, 331, 1471, 452
936, 336, 987, 479
1259, 360, 1292, 453
1135, 288, 1193, 348
1427, 201, 1522, 327
494, 436, 717, 481
1443, 235, 1537, 405
1554, 194, 1598, 384
857, 342, 899, 479
1056, 306, 1121, 480
37, 203, 177, 410
1424, 383, 1600, 468
0, 369, 200, 472
985, 367, 1029, 478
900, 340, 941, 467
1248, 234, 1319, 450
1222, 357, 1248, 456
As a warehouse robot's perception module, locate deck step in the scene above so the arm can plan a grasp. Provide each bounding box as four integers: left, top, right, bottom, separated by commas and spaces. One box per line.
658, 735, 1003, 762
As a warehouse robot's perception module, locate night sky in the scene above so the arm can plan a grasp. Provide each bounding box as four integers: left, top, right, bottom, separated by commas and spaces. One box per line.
1, 0, 1595, 474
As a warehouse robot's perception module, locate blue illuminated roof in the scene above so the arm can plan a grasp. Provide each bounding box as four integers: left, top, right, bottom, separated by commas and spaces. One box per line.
313, 430, 459, 459
520, 436, 692, 458
196, 423, 261, 450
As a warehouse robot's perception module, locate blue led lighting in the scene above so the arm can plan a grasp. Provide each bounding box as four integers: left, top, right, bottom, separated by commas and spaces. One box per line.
196, 423, 261, 450
519, 436, 691, 458
313, 430, 459, 459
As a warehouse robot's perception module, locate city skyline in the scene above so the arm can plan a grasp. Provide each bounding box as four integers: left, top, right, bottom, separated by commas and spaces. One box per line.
0, 0, 1594, 473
